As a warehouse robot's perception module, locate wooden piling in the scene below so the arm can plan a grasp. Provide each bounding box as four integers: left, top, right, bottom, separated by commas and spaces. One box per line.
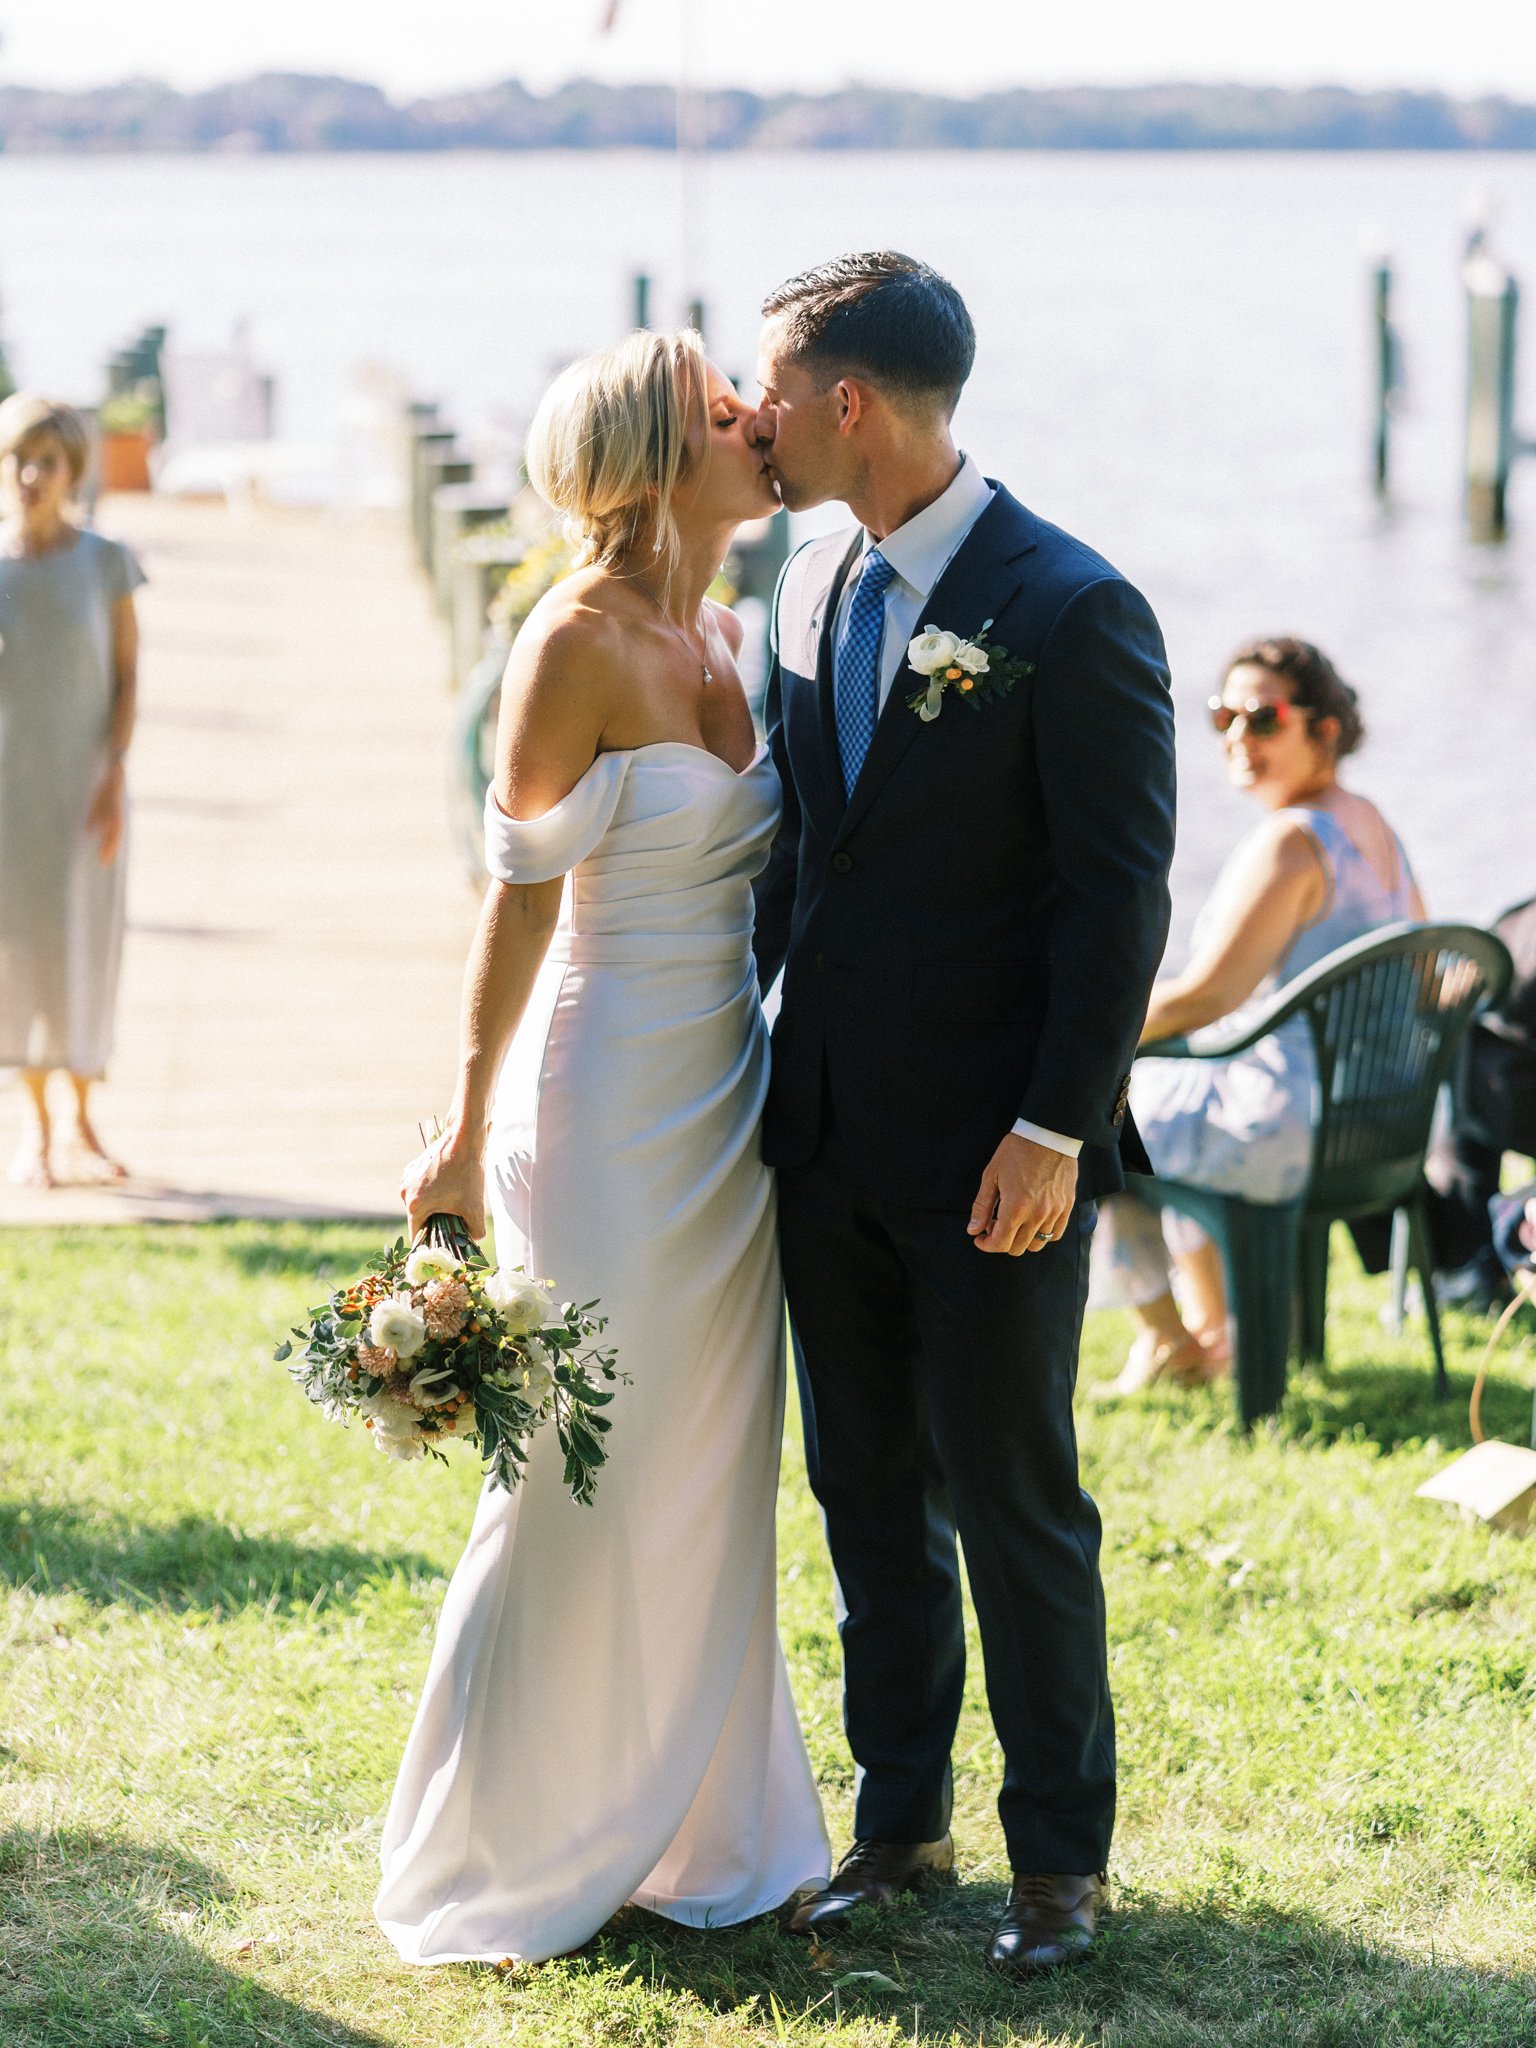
431, 484, 509, 622
410, 427, 458, 567
1465, 249, 1519, 542
1371, 261, 1398, 497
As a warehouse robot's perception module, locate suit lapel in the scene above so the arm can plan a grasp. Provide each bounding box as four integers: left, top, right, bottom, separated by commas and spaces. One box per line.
835, 485, 1038, 845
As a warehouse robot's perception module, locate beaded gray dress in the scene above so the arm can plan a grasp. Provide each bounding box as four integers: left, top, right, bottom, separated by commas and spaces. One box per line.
0, 528, 145, 1076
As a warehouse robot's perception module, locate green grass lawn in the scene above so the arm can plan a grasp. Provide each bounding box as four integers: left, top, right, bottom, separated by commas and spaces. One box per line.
3, 1223, 1535, 2048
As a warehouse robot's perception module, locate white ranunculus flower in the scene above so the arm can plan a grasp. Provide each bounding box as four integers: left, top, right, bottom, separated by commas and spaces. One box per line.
409, 1364, 461, 1409
376, 1431, 425, 1461
953, 640, 990, 675
369, 1296, 427, 1360
907, 628, 960, 676
359, 1387, 422, 1440
486, 1270, 557, 1334
515, 1359, 555, 1407
405, 1245, 461, 1287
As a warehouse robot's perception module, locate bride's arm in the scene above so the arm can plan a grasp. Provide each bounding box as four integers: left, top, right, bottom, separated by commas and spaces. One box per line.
400, 877, 565, 1238
402, 604, 616, 1237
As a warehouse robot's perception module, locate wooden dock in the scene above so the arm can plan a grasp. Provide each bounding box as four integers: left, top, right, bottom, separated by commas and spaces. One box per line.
0, 495, 480, 1223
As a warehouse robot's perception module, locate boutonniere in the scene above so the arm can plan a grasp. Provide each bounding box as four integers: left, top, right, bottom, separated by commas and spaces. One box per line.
904, 620, 1034, 722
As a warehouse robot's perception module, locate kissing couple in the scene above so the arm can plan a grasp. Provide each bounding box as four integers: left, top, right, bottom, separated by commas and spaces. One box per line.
376, 252, 1177, 1980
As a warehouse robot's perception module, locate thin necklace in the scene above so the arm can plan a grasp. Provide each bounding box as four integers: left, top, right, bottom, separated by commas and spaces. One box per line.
631, 577, 713, 687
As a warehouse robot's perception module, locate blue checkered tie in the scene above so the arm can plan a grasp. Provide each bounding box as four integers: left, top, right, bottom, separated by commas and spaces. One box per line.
833, 547, 896, 796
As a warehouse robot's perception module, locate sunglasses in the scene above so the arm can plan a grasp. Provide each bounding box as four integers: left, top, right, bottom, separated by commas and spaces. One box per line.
1207, 696, 1310, 739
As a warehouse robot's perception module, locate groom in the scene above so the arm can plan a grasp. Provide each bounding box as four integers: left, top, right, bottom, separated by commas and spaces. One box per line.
750, 253, 1176, 1975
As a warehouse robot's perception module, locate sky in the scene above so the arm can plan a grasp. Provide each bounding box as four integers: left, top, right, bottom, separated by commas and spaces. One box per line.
2, 1, 1535, 101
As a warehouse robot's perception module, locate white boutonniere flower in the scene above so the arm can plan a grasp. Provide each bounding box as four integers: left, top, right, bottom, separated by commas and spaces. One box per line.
905, 618, 1032, 722
907, 629, 962, 676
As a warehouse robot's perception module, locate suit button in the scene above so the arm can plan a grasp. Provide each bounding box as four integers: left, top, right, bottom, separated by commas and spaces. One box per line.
1113, 1108, 1127, 1127
831, 851, 854, 874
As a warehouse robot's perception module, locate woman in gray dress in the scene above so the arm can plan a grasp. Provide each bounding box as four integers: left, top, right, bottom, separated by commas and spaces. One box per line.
0, 394, 145, 1186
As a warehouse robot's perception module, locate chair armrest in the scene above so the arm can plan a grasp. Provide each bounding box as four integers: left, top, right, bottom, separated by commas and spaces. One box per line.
1138, 1010, 1285, 1061
1138, 919, 1509, 1068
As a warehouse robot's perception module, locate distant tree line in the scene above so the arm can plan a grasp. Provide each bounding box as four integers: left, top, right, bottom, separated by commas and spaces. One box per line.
2, 75, 1535, 153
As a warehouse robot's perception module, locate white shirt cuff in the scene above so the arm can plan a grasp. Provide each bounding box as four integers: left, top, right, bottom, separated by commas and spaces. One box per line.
1011, 1118, 1082, 1159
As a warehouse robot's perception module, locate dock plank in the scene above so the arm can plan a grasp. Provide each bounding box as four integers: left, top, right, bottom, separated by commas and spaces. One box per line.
1, 496, 479, 1223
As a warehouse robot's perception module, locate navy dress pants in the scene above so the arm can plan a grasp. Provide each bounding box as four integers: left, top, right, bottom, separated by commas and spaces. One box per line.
776, 1098, 1115, 1875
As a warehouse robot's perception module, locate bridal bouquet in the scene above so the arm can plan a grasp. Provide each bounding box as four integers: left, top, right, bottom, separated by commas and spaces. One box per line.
275, 1215, 622, 1503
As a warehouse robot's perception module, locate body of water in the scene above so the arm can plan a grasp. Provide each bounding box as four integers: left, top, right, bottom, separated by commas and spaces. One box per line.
3, 149, 1533, 943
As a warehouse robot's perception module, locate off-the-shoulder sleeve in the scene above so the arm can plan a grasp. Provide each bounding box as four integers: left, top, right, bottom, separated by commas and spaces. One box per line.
483, 751, 629, 884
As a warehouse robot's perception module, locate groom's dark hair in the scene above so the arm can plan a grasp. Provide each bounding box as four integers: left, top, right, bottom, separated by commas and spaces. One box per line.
762, 252, 975, 417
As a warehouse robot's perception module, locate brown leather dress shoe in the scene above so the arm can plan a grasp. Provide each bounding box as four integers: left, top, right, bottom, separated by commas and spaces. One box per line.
985, 1872, 1107, 1975
788, 1835, 955, 1935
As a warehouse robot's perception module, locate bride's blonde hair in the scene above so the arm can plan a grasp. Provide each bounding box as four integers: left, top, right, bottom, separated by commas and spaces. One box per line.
526, 328, 709, 595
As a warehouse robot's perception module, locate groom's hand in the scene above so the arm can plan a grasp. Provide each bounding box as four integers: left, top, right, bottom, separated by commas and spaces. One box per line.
968, 1134, 1078, 1256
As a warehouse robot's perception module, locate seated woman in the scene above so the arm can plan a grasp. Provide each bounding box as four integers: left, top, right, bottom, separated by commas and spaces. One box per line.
1093, 636, 1424, 1395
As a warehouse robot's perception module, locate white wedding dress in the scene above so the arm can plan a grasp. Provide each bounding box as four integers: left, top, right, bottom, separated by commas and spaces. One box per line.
375, 741, 829, 1965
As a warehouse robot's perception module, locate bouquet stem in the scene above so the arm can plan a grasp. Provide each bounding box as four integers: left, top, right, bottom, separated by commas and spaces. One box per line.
416, 1211, 479, 1261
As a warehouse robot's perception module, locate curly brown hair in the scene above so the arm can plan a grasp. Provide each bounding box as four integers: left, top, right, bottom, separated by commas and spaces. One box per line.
1224, 636, 1366, 758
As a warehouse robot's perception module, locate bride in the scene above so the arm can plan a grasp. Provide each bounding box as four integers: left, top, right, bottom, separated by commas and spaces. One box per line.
374, 329, 829, 1964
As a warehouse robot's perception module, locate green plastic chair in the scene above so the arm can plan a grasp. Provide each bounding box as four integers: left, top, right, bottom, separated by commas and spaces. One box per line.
1126, 921, 1513, 1426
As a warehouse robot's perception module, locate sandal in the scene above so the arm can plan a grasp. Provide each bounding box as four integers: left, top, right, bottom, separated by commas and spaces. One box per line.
1095, 1330, 1217, 1399
7, 1141, 55, 1191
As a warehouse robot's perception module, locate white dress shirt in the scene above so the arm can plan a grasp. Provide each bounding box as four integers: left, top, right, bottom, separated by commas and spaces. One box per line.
833, 451, 995, 709
836, 453, 1082, 1162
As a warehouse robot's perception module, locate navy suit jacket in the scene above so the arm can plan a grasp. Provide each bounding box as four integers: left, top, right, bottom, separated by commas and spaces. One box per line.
752, 483, 1177, 1207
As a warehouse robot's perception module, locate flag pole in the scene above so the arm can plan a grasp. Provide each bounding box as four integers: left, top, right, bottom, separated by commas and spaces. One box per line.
676, 0, 703, 335
598, 0, 703, 336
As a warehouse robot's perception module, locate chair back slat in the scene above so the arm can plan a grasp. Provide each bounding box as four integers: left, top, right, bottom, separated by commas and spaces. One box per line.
1297, 924, 1512, 1209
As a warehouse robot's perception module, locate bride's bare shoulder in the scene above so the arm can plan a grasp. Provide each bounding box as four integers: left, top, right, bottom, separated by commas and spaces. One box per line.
516, 567, 629, 659
706, 595, 745, 653
495, 570, 643, 786
504, 570, 634, 703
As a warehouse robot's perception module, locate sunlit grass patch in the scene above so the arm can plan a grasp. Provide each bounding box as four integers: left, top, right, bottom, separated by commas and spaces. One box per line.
2, 1222, 1534, 2045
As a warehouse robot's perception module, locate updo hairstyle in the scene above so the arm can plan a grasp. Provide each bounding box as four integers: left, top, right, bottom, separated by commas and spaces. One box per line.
0, 393, 91, 488
525, 328, 709, 595
1224, 636, 1366, 758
